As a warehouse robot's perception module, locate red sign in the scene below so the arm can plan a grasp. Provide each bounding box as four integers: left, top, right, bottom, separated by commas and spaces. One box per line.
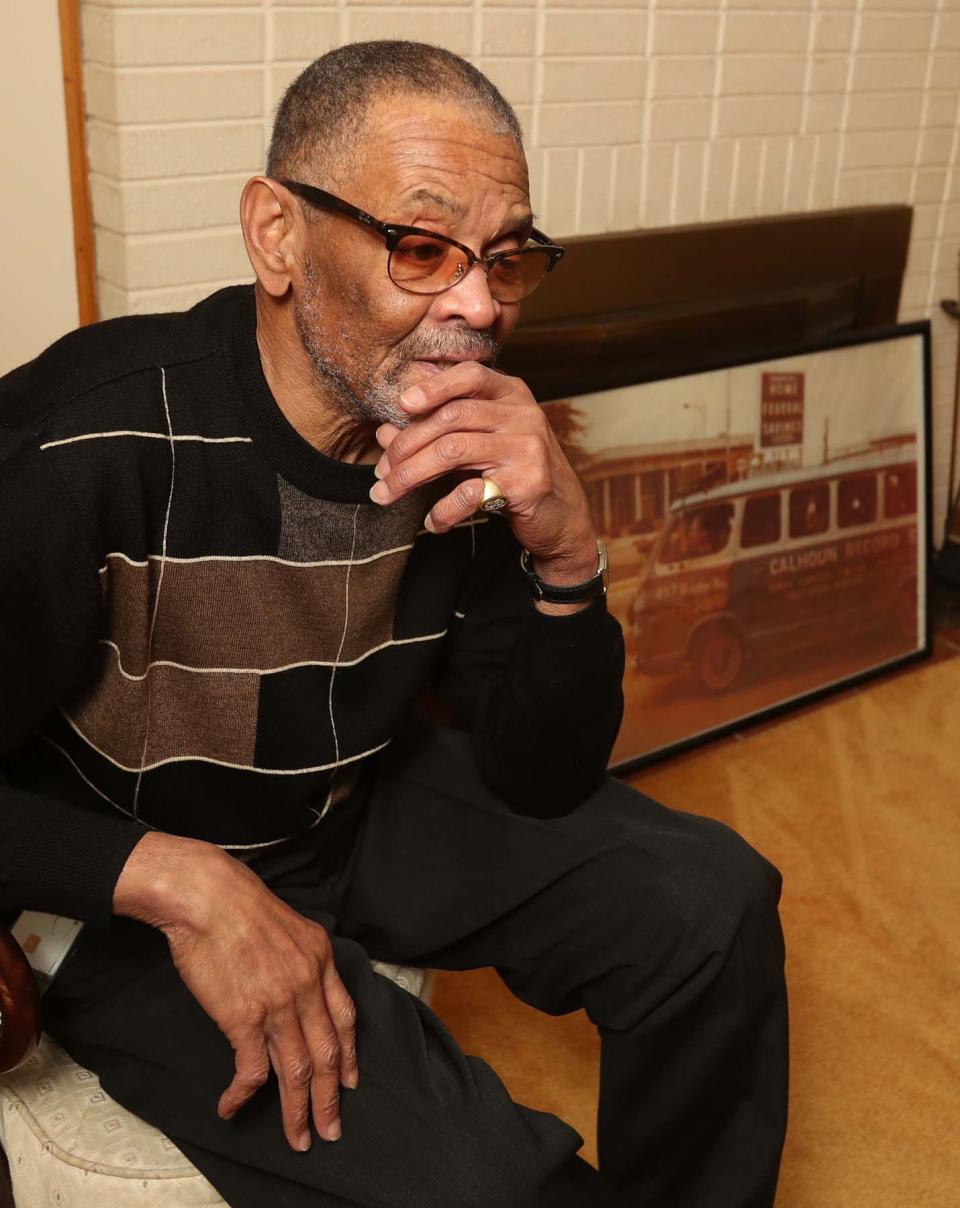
761, 372, 804, 447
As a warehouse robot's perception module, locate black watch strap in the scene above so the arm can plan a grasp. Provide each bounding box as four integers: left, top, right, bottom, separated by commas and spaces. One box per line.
519, 540, 609, 604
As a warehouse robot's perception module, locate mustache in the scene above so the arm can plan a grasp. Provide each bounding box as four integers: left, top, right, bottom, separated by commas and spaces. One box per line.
395, 328, 501, 366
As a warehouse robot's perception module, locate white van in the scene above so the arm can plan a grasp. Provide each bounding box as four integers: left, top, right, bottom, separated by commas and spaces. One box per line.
627, 450, 920, 691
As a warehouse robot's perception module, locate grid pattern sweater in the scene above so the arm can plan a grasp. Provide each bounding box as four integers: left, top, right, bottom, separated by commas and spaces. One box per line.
0, 286, 624, 927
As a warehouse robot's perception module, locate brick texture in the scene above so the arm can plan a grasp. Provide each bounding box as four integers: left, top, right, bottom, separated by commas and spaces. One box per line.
81, 0, 960, 523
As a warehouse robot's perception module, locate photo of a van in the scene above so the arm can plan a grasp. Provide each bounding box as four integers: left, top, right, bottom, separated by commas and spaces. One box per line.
545, 323, 930, 769
628, 449, 920, 692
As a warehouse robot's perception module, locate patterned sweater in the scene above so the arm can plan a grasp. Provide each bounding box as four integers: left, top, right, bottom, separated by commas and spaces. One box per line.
0, 286, 624, 927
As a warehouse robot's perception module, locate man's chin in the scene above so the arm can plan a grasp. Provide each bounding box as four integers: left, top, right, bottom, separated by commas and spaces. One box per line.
370, 355, 499, 428
365, 362, 442, 428
365, 393, 412, 429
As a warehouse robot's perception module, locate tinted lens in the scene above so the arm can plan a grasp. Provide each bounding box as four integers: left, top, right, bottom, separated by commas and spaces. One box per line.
487, 249, 552, 302
389, 234, 466, 293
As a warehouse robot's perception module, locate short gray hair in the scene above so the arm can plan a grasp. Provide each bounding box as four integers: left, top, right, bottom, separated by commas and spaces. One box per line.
266, 40, 523, 183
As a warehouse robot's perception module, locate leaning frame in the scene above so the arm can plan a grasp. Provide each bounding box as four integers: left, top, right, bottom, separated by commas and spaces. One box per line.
545, 323, 934, 774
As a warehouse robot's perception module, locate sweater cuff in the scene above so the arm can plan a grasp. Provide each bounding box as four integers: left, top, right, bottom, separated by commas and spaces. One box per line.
3, 787, 148, 929
509, 598, 623, 682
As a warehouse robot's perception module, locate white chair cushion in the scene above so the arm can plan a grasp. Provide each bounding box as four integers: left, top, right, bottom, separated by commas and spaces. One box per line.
0, 960, 432, 1206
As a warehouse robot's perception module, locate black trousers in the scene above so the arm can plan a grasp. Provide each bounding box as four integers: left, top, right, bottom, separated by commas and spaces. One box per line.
44, 725, 788, 1208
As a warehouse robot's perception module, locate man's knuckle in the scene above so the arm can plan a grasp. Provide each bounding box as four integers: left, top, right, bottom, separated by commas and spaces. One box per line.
285, 956, 314, 991
439, 402, 463, 427
238, 1063, 269, 1091
454, 481, 478, 510
266, 985, 297, 1014
460, 362, 483, 390
238, 1004, 268, 1031
314, 1041, 341, 1073
335, 999, 357, 1030
313, 1085, 340, 1116
437, 435, 466, 463
286, 1057, 314, 1088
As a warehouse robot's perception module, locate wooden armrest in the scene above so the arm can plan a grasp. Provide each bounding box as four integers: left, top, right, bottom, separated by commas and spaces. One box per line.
0, 926, 40, 1073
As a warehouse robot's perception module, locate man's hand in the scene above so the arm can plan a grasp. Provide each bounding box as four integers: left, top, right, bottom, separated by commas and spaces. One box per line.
113, 832, 356, 1151
369, 363, 600, 598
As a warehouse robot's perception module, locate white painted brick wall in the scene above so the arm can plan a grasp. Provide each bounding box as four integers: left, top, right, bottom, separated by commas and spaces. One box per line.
80, 0, 960, 527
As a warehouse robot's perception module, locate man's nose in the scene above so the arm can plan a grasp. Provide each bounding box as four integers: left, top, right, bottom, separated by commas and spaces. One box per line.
431, 261, 500, 329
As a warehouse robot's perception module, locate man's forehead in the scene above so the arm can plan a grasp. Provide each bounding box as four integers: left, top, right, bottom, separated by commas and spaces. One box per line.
405, 187, 468, 219
398, 185, 533, 226
348, 94, 530, 213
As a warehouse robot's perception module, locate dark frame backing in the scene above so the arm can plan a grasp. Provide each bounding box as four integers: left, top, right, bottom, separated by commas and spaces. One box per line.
500, 205, 913, 401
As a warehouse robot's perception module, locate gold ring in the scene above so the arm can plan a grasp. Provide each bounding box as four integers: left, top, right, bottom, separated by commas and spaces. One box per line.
479, 476, 508, 513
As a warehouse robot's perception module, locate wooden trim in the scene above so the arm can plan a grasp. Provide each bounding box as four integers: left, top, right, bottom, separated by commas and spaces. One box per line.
58, 0, 98, 325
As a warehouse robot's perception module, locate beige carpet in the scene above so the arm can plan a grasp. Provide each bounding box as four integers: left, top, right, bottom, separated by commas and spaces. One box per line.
431, 644, 960, 1205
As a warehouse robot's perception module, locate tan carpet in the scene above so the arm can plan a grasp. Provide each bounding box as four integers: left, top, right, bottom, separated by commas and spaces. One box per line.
431, 645, 960, 1205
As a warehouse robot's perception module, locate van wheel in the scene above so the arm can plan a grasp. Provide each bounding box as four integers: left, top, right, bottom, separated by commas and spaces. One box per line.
691, 624, 744, 693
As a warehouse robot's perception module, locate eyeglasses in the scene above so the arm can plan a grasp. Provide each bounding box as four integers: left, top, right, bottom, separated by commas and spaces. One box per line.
279, 178, 565, 303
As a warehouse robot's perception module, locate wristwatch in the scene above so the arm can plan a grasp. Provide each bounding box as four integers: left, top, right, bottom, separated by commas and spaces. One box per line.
519, 539, 609, 604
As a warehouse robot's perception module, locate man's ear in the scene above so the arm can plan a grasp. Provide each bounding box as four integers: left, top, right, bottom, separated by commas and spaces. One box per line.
240, 177, 300, 298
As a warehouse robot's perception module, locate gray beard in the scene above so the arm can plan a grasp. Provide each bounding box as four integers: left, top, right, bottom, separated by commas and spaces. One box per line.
294, 259, 501, 429
294, 317, 410, 427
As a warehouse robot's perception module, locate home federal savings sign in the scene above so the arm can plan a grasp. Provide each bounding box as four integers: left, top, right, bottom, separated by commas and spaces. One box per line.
761, 372, 804, 447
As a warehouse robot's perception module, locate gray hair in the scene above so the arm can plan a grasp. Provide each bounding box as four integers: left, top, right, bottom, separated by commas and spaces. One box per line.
266, 40, 523, 183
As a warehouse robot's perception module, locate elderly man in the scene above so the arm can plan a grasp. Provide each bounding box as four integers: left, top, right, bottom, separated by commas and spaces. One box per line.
0, 41, 786, 1208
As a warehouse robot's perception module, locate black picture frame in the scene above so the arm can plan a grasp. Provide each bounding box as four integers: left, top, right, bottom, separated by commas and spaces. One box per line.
545, 322, 933, 774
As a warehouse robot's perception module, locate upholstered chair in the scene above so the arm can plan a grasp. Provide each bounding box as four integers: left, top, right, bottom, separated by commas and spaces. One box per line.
0, 923, 433, 1207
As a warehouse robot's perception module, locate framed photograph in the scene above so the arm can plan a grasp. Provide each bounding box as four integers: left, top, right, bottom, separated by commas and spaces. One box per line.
545, 323, 932, 773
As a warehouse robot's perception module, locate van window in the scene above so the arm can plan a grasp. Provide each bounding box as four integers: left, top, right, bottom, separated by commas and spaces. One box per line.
838, 475, 878, 528
789, 484, 830, 538
659, 503, 734, 563
741, 494, 781, 548
884, 465, 917, 518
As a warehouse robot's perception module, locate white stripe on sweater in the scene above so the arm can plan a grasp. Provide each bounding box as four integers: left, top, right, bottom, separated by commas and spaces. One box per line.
97, 630, 449, 681
41, 431, 253, 450
58, 707, 391, 776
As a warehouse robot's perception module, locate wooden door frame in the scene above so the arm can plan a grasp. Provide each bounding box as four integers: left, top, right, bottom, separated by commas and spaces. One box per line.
57, 0, 98, 325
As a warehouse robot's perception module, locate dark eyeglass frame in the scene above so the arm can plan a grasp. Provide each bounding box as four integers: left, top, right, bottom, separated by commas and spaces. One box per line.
278, 178, 565, 299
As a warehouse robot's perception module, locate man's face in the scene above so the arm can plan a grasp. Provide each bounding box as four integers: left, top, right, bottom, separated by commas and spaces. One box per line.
290, 93, 532, 428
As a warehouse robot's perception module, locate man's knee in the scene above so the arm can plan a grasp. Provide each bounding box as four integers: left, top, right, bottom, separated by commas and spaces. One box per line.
604, 815, 784, 1032
701, 814, 782, 924
653, 813, 784, 979
580, 796, 784, 990
583, 777, 781, 928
